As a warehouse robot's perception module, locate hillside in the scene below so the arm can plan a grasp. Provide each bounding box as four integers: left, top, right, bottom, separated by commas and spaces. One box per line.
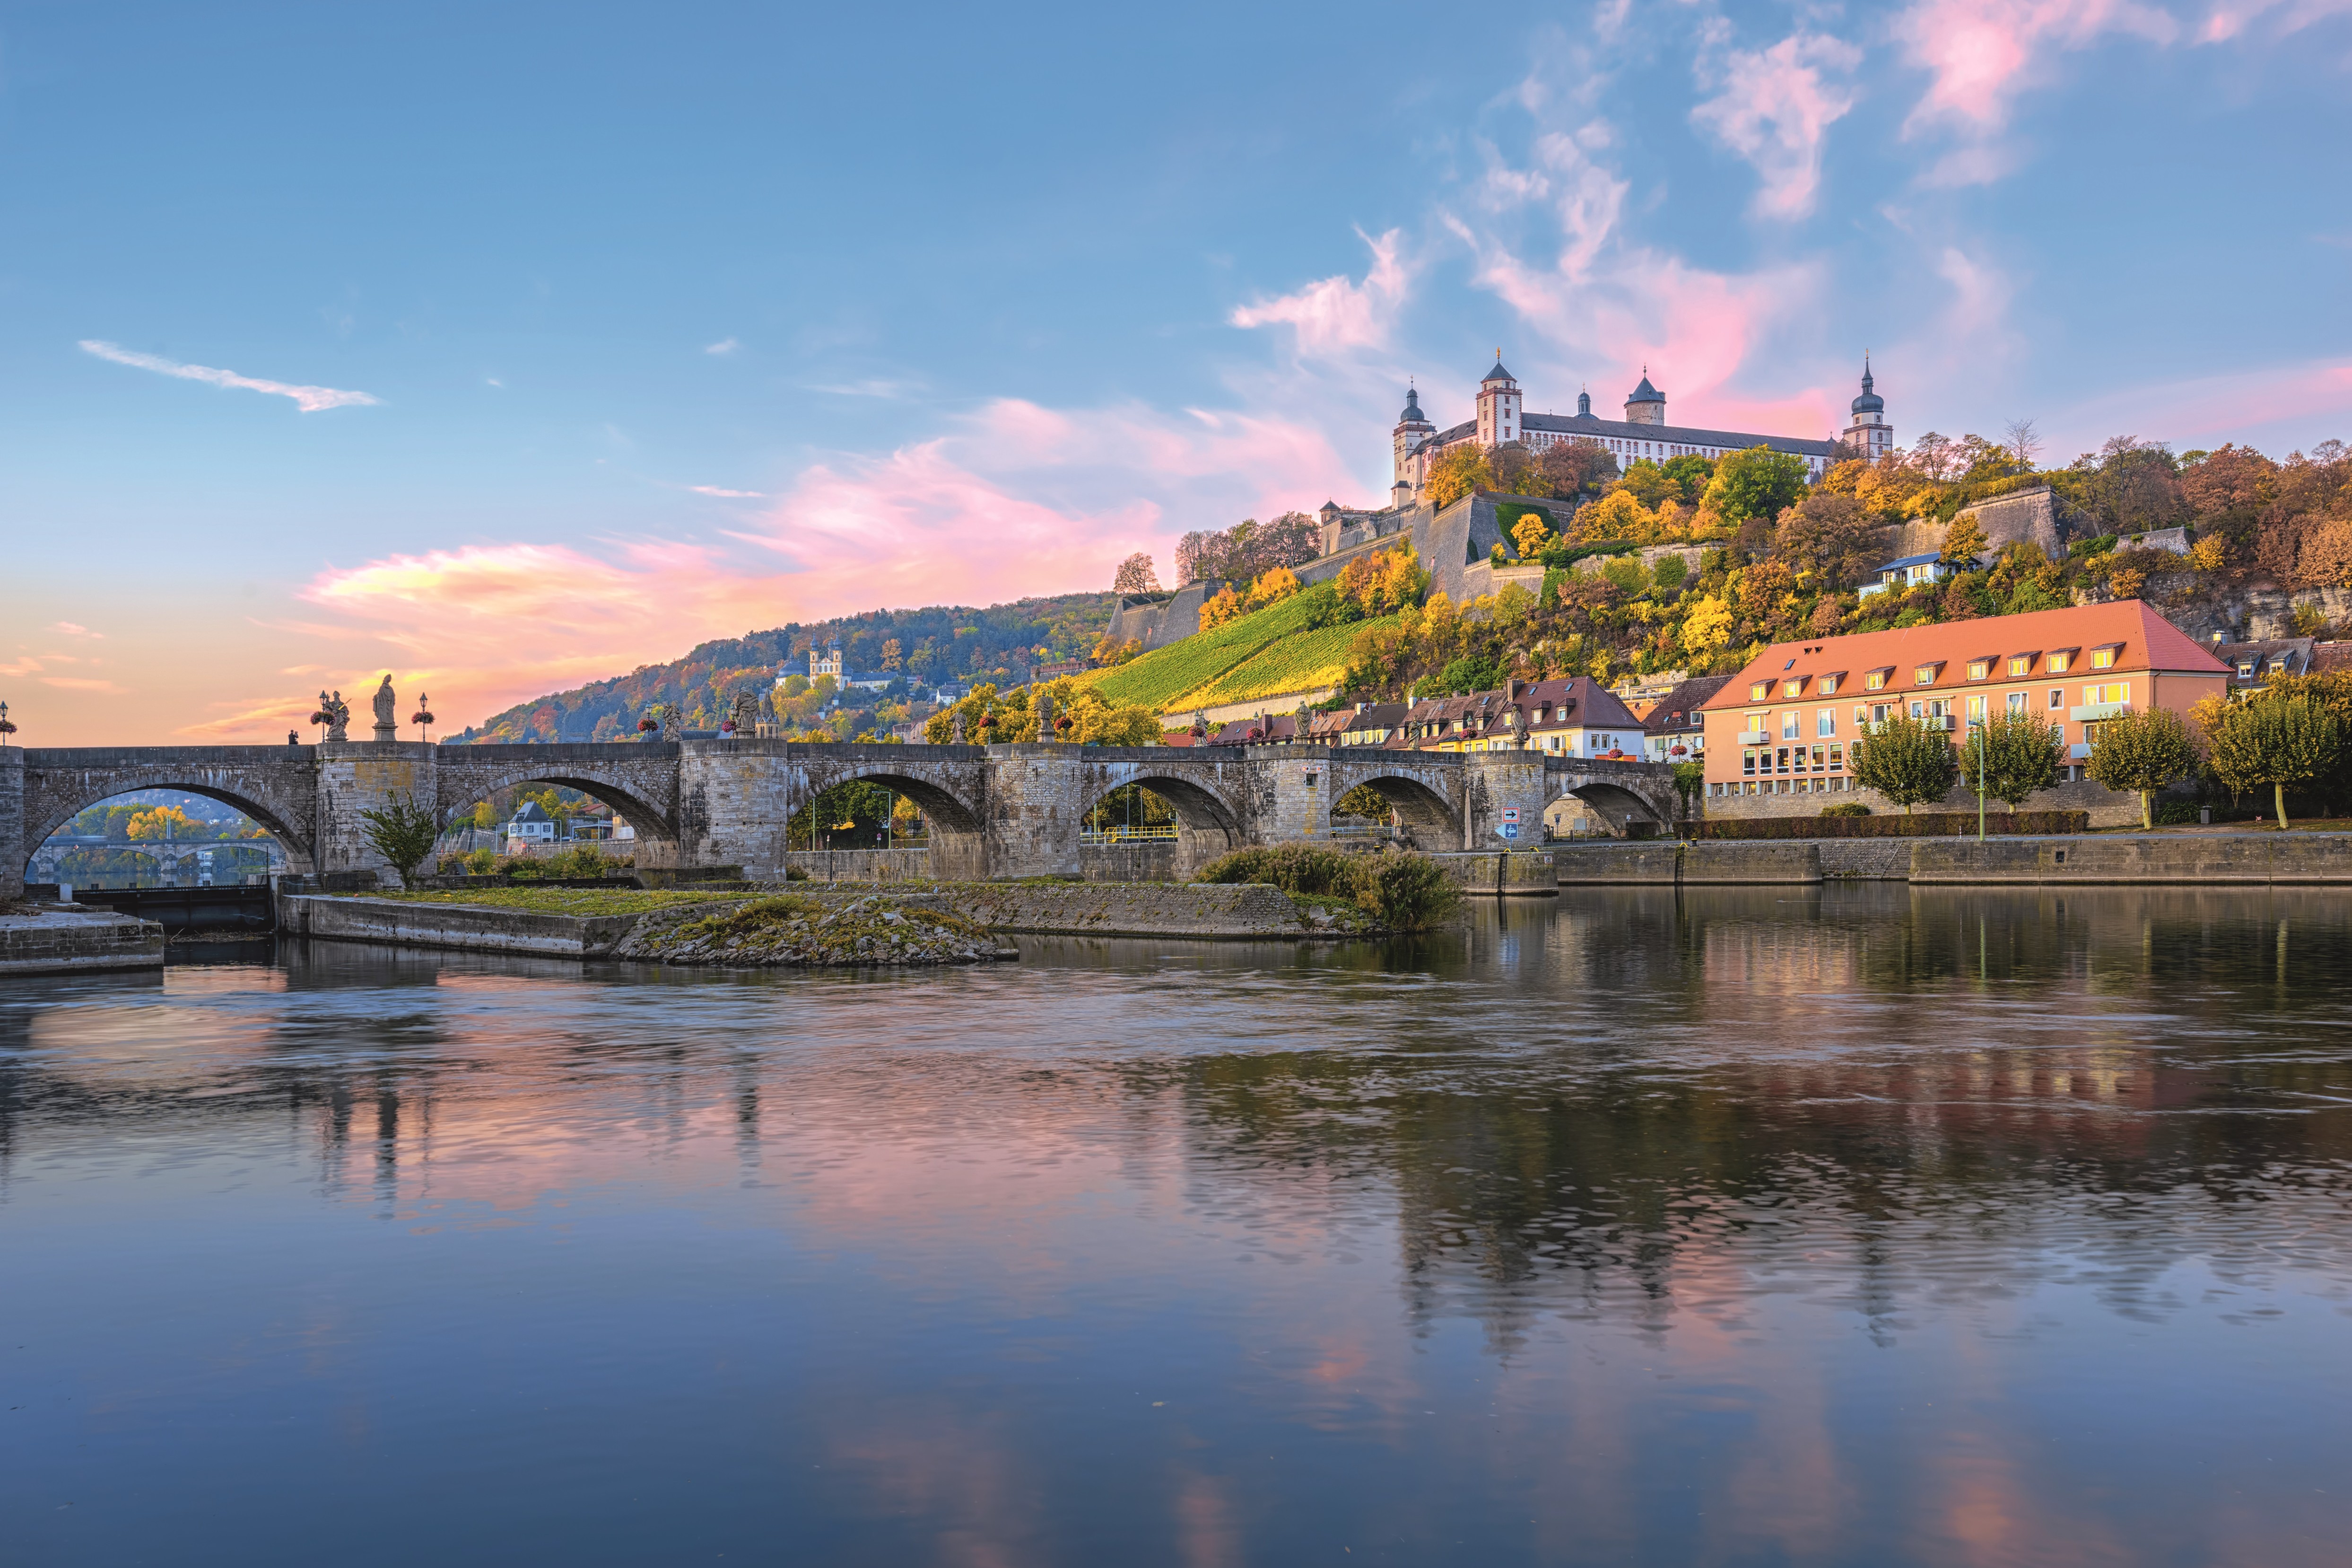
1081, 583, 1393, 715
462, 592, 1118, 743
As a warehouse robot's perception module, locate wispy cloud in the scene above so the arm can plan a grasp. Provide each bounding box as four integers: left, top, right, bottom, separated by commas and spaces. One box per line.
807, 378, 917, 399
1229, 228, 1410, 357
78, 339, 380, 412
40, 676, 129, 693
1896, 0, 2178, 141
1691, 33, 1863, 220
49, 622, 102, 637
688, 485, 767, 498
704, 337, 742, 356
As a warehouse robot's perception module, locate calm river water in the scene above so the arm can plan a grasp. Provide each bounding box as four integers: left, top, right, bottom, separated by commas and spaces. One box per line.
6, 886, 2352, 1566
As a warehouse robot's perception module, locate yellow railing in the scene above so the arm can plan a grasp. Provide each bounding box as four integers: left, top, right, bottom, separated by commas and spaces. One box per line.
1082, 824, 1179, 842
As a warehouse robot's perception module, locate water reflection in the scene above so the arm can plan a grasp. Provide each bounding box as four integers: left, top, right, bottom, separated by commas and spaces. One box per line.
4, 889, 2350, 1566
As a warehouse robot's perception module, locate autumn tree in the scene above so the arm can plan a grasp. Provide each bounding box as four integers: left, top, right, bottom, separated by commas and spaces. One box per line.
1112, 552, 1161, 594
2084, 706, 2199, 829
1490, 441, 1543, 496
1425, 443, 1494, 508
2203, 694, 2343, 829
1849, 714, 1960, 814
1538, 438, 1619, 499
1702, 446, 1810, 526
1773, 493, 1878, 589
1941, 510, 1988, 566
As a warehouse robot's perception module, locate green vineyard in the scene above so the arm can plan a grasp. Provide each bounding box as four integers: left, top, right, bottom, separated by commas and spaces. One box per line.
1161, 615, 1396, 712
1082, 585, 1346, 713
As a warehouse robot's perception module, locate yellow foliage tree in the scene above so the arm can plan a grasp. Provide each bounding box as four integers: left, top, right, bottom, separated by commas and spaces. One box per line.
1335, 542, 1428, 617
1196, 584, 1246, 630
1244, 566, 1302, 610
126, 805, 195, 841
2188, 535, 2228, 574
1681, 595, 1735, 659
1510, 514, 1552, 558
1569, 490, 1653, 544
1425, 444, 1493, 508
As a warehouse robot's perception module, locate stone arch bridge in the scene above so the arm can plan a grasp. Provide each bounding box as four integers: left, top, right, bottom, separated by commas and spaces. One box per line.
1, 739, 1678, 894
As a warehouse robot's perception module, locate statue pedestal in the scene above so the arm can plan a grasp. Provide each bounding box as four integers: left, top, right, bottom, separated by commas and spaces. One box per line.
373, 723, 398, 744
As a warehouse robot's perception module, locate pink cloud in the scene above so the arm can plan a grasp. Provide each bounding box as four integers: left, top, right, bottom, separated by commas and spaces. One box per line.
40, 676, 129, 693
1690, 33, 1863, 220
2048, 357, 2352, 455
1229, 228, 1408, 357
2199, 0, 2352, 40
260, 397, 1359, 736
1896, 0, 2179, 138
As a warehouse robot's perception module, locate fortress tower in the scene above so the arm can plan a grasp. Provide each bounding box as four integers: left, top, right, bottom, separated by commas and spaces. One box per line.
1842, 357, 1893, 461
1391, 384, 1434, 502
1476, 355, 1519, 445
1623, 370, 1665, 426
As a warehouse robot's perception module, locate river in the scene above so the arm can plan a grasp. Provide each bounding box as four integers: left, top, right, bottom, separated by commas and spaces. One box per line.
5, 885, 2350, 1566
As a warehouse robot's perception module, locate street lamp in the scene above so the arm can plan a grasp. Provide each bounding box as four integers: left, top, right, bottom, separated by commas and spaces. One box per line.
411, 693, 436, 744
0, 699, 15, 746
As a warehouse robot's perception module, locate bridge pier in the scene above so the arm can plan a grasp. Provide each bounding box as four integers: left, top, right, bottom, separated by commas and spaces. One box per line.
1, 747, 23, 900
317, 742, 437, 882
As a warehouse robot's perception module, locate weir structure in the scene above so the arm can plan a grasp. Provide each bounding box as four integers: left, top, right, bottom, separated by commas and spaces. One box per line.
0, 740, 1679, 897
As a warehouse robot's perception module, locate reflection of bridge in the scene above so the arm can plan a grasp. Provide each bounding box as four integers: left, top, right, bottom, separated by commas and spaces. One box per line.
1, 740, 1678, 895
27, 833, 289, 886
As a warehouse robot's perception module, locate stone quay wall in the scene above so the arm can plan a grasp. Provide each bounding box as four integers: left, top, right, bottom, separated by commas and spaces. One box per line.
1552, 841, 1823, 884
1910, 834, 2352, 884
0, 905, 166, 975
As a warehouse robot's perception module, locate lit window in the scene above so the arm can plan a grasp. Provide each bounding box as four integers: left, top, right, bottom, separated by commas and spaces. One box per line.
1966, 695, 1987, 724
2007, 655, 2035, 676
1783, 678, 1805, 697
1914, 664, 1939, 685
2092, 645, 2119, 670
2048, 652, 2072, 673
1751, 681, 1770, 700
1817, 709, 1835, 737
1968, 659, 1991, 680
1865, 670, 1889, 691
1782, 712, 1800, 740
2007, 692, 2028, 715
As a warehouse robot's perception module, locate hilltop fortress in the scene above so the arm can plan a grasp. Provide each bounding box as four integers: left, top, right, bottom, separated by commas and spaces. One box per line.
1108, 356, 1895, 654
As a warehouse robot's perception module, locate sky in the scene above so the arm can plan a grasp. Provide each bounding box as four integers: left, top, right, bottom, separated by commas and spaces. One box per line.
2, 0, 2348, 746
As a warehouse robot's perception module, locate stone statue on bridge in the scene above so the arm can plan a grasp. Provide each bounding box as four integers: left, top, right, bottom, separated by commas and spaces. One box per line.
372, 675, 398, 743
1034, 688, 1054, 743
951, 710, 967, 745
315, 689, 350, 743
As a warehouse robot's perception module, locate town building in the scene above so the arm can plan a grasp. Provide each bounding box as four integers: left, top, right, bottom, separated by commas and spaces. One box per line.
2214, 636, 2316, 694
1698, 601, 2230, 821
784, 642, 897, 693
1641, 674, 1732, 763
505, 799, 561, 845
1859, 551, 1965, 599
1389, 678, 1644, 758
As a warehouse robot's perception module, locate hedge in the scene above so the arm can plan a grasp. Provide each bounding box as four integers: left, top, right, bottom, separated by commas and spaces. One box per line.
1692, 810, 2089, 840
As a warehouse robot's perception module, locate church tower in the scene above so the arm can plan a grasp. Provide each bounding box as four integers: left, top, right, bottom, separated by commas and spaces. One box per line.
1842, 357, 1893, 461
1392, 384, 1435, 491
1624, 369, 1666, 426
1476, 354, 1520, 445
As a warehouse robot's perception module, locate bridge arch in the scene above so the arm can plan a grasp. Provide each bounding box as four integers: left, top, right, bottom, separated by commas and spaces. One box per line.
435, 754, 684, 865
790, 761, 991, 880
1086, 771, 1243, 875
1327, 769, 1461, 848
23, 771, 318, 877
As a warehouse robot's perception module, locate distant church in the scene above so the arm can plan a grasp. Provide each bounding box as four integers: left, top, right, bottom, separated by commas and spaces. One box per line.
1387, 355, 1895, 506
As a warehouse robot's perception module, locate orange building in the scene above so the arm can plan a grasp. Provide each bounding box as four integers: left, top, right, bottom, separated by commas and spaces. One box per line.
1697, 601, 2230, 811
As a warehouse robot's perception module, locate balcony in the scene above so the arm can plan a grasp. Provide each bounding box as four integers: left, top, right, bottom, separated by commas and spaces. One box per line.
1736, 731, 1768, 745
1923, 715, 1956, 732
2069, 742, 2094, 759
2069, 702, 2131, 723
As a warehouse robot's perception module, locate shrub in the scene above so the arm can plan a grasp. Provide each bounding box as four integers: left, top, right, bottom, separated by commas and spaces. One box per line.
464, 846, 500, 875
1353, 852, 1461, 932
1821, 802, 1872, 817
2154, 801, 2200, 825
1191, 844, 1460, 930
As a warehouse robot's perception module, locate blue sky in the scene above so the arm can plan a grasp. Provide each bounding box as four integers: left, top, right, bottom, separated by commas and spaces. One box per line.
3, 0, 2347, 742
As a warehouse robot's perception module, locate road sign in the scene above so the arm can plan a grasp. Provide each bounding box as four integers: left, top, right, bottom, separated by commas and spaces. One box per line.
1501, 807, 1521, 823
1499, 823, 1520, 840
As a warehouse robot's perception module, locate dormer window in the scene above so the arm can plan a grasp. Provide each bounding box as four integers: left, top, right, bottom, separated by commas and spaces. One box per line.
1819, 672, 1844, 696
2047, 648, 2076, 673
1782, 677, 1807, 697
1967, 658, 1993, 680
1751, 681, 1770, 700
1914, 662, 1944, 686
1865, 667, 1892, 691
2007, 653, 2038, 676
2092, 643, 2123, 670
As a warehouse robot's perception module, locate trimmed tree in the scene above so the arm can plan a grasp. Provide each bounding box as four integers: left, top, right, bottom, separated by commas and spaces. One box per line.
2203, 694, 2344, 830
1670, 761, 1707, 818
2083, 706, 2199, 830
358, 791, 442, 888
1969, 711, 2066, 810
1849, 714, 1961, 815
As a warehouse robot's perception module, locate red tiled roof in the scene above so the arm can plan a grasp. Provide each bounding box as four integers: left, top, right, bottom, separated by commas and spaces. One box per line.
1702, 601, 2227, 710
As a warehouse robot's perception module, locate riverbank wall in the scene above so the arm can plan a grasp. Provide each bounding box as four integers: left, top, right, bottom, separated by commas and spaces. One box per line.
1, 904, 166, 975
279, 894, 653, 957
1427, 850, 1559, 895
1553, 842, 1823, 884
1908, 834, 2352, 884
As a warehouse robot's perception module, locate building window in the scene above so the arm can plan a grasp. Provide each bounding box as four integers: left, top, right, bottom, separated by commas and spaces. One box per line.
1782, 712, 1800, 740
1817, 709, 1835, 737
2008, 655, 2034, 676
1865, 670, 1888, 691
1914, 664, 1939, 685
2083, 682, 2130, 707
2092, 646, 2119, 670
1829, 744, 1844, 771
1968, 659, 1992, 680
2008, 692, 2028, 716
1966, 695, 1987, 724
1776, 747, 1790, 772
2048, 688, 2064, 709
1751, 681, 1769, 700
2049, 653, 2072, 673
